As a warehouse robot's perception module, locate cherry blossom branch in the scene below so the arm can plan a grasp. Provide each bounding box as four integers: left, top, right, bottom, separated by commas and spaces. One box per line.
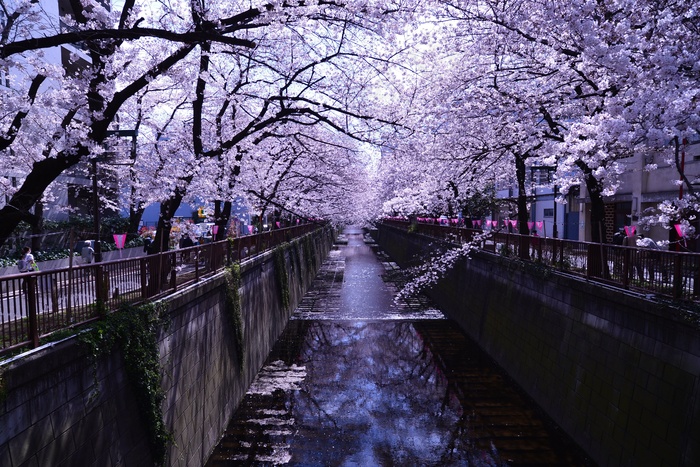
0, 28, 255, 58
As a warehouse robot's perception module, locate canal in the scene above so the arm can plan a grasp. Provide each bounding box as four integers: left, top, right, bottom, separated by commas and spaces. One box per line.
205, 227, 593, 466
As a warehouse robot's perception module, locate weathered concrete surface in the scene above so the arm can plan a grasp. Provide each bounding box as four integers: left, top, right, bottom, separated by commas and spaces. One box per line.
0, 227, 334, 467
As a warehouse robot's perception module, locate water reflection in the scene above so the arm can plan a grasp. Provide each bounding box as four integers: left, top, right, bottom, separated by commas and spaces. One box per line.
207, 320, 590, 466
205, 227, 591, 466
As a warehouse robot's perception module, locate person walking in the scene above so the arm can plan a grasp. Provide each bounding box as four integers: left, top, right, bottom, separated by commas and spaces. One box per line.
18, 246, 37, 273
622, 230, 644, 281
81, 241, 95, 264
18, 246, 37, 295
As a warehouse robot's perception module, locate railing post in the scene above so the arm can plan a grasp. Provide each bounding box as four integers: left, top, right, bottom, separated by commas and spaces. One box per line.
102, 269, 110, 305
66, 267, 74, 323
622, 248, 630, 289
95, 264, 105, 314
194, 246, 200, 282
170, 252, 177, 291
559, 239, 564, 269
140, 257, 148, 299
673, 255, 683, 299
27, 276, 39, 348
519, 234, 530, 260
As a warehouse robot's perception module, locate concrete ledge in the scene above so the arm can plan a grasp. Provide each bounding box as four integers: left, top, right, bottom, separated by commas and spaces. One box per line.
375, 224, 700, 467
0, 227, 335, 467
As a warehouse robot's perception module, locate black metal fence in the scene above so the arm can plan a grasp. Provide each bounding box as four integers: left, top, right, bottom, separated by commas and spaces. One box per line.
0, 223, 322, 357
382, 219, 700, 302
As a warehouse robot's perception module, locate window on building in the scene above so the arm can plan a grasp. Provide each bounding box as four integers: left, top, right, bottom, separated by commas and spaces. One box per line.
543, 208, 554, 218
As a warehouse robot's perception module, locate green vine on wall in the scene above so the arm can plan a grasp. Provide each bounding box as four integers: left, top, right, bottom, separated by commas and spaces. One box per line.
223, 264, 245, 371
79, 303, 171, 466
274, 245, 291, 311
291, 239, 302, 275
302, 235, 315, 273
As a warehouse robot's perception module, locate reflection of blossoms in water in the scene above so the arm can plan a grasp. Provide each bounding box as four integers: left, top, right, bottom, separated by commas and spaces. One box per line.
208, 228, 589, 467
284, 321, 511, 466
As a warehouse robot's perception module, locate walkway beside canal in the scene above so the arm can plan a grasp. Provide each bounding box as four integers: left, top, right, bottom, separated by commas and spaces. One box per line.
206, 226, 592, 466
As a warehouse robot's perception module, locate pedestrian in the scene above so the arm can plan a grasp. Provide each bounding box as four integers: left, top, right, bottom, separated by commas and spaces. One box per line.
622, 229, 643, 281
81, 241, 95, 264
18, 246, 37, 295
17, 246, 37, 273
613, 228, 625, 245
180, 234, 194, 263
638, 235, 667, 283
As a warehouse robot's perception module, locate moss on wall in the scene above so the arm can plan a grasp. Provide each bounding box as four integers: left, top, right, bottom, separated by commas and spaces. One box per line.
224, 264, 245, 371
79, 303, 172, 466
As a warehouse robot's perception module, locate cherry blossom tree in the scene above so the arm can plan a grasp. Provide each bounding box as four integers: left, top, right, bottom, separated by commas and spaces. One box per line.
378, 0, 699, 294
0, 0, 417, 252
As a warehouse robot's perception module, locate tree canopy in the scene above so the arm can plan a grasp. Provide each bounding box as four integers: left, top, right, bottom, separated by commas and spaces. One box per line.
1, 0, 698, 249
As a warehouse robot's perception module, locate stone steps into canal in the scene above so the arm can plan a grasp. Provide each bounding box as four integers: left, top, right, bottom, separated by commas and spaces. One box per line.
205, 226, 592, 466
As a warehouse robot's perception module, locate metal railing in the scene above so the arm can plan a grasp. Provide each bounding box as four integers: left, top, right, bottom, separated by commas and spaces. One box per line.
0, 223, 323, 357
382, 219, 700, 302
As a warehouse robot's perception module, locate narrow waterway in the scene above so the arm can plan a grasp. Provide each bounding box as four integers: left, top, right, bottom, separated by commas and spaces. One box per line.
206, 227, 593, 466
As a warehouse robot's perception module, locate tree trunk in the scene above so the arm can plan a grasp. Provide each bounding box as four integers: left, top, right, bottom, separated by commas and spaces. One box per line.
213, 200, 231, 241
31, 201, 44, 253
128, 205, 146, 236
515, 153, 531, 259
515, 153, 530, 234
0, 150, 85, 247
151, 194, 183, 254
144, 194, 183, 295
579, 161, 609, 278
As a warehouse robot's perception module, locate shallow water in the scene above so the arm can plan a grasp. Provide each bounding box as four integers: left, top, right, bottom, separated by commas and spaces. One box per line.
205, 227, 592, 466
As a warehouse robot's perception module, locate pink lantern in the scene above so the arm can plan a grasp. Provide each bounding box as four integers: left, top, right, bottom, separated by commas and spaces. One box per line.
247, 225, 254, 234
212, 225, 219, 235
510, 220, 517, 228
624, 225, 636, 237
113, 233, 127, 258
674, 224, 684, 238
113, 233, 127, 249
475, 220, 482, 227
527, 221, 534, 231
536, 221, 543, 230
276, 221, 281, 228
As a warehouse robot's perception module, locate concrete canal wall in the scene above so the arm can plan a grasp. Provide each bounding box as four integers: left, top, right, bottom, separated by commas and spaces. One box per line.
0, 227, 334, 467
374, 224, 700, 467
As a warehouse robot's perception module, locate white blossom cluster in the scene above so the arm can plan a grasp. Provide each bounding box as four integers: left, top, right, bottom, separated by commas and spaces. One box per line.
395, 232, 489, 302
0, 0, 698, 250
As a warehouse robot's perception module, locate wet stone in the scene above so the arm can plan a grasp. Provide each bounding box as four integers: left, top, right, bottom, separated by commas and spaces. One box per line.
205, 227, 593, 466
